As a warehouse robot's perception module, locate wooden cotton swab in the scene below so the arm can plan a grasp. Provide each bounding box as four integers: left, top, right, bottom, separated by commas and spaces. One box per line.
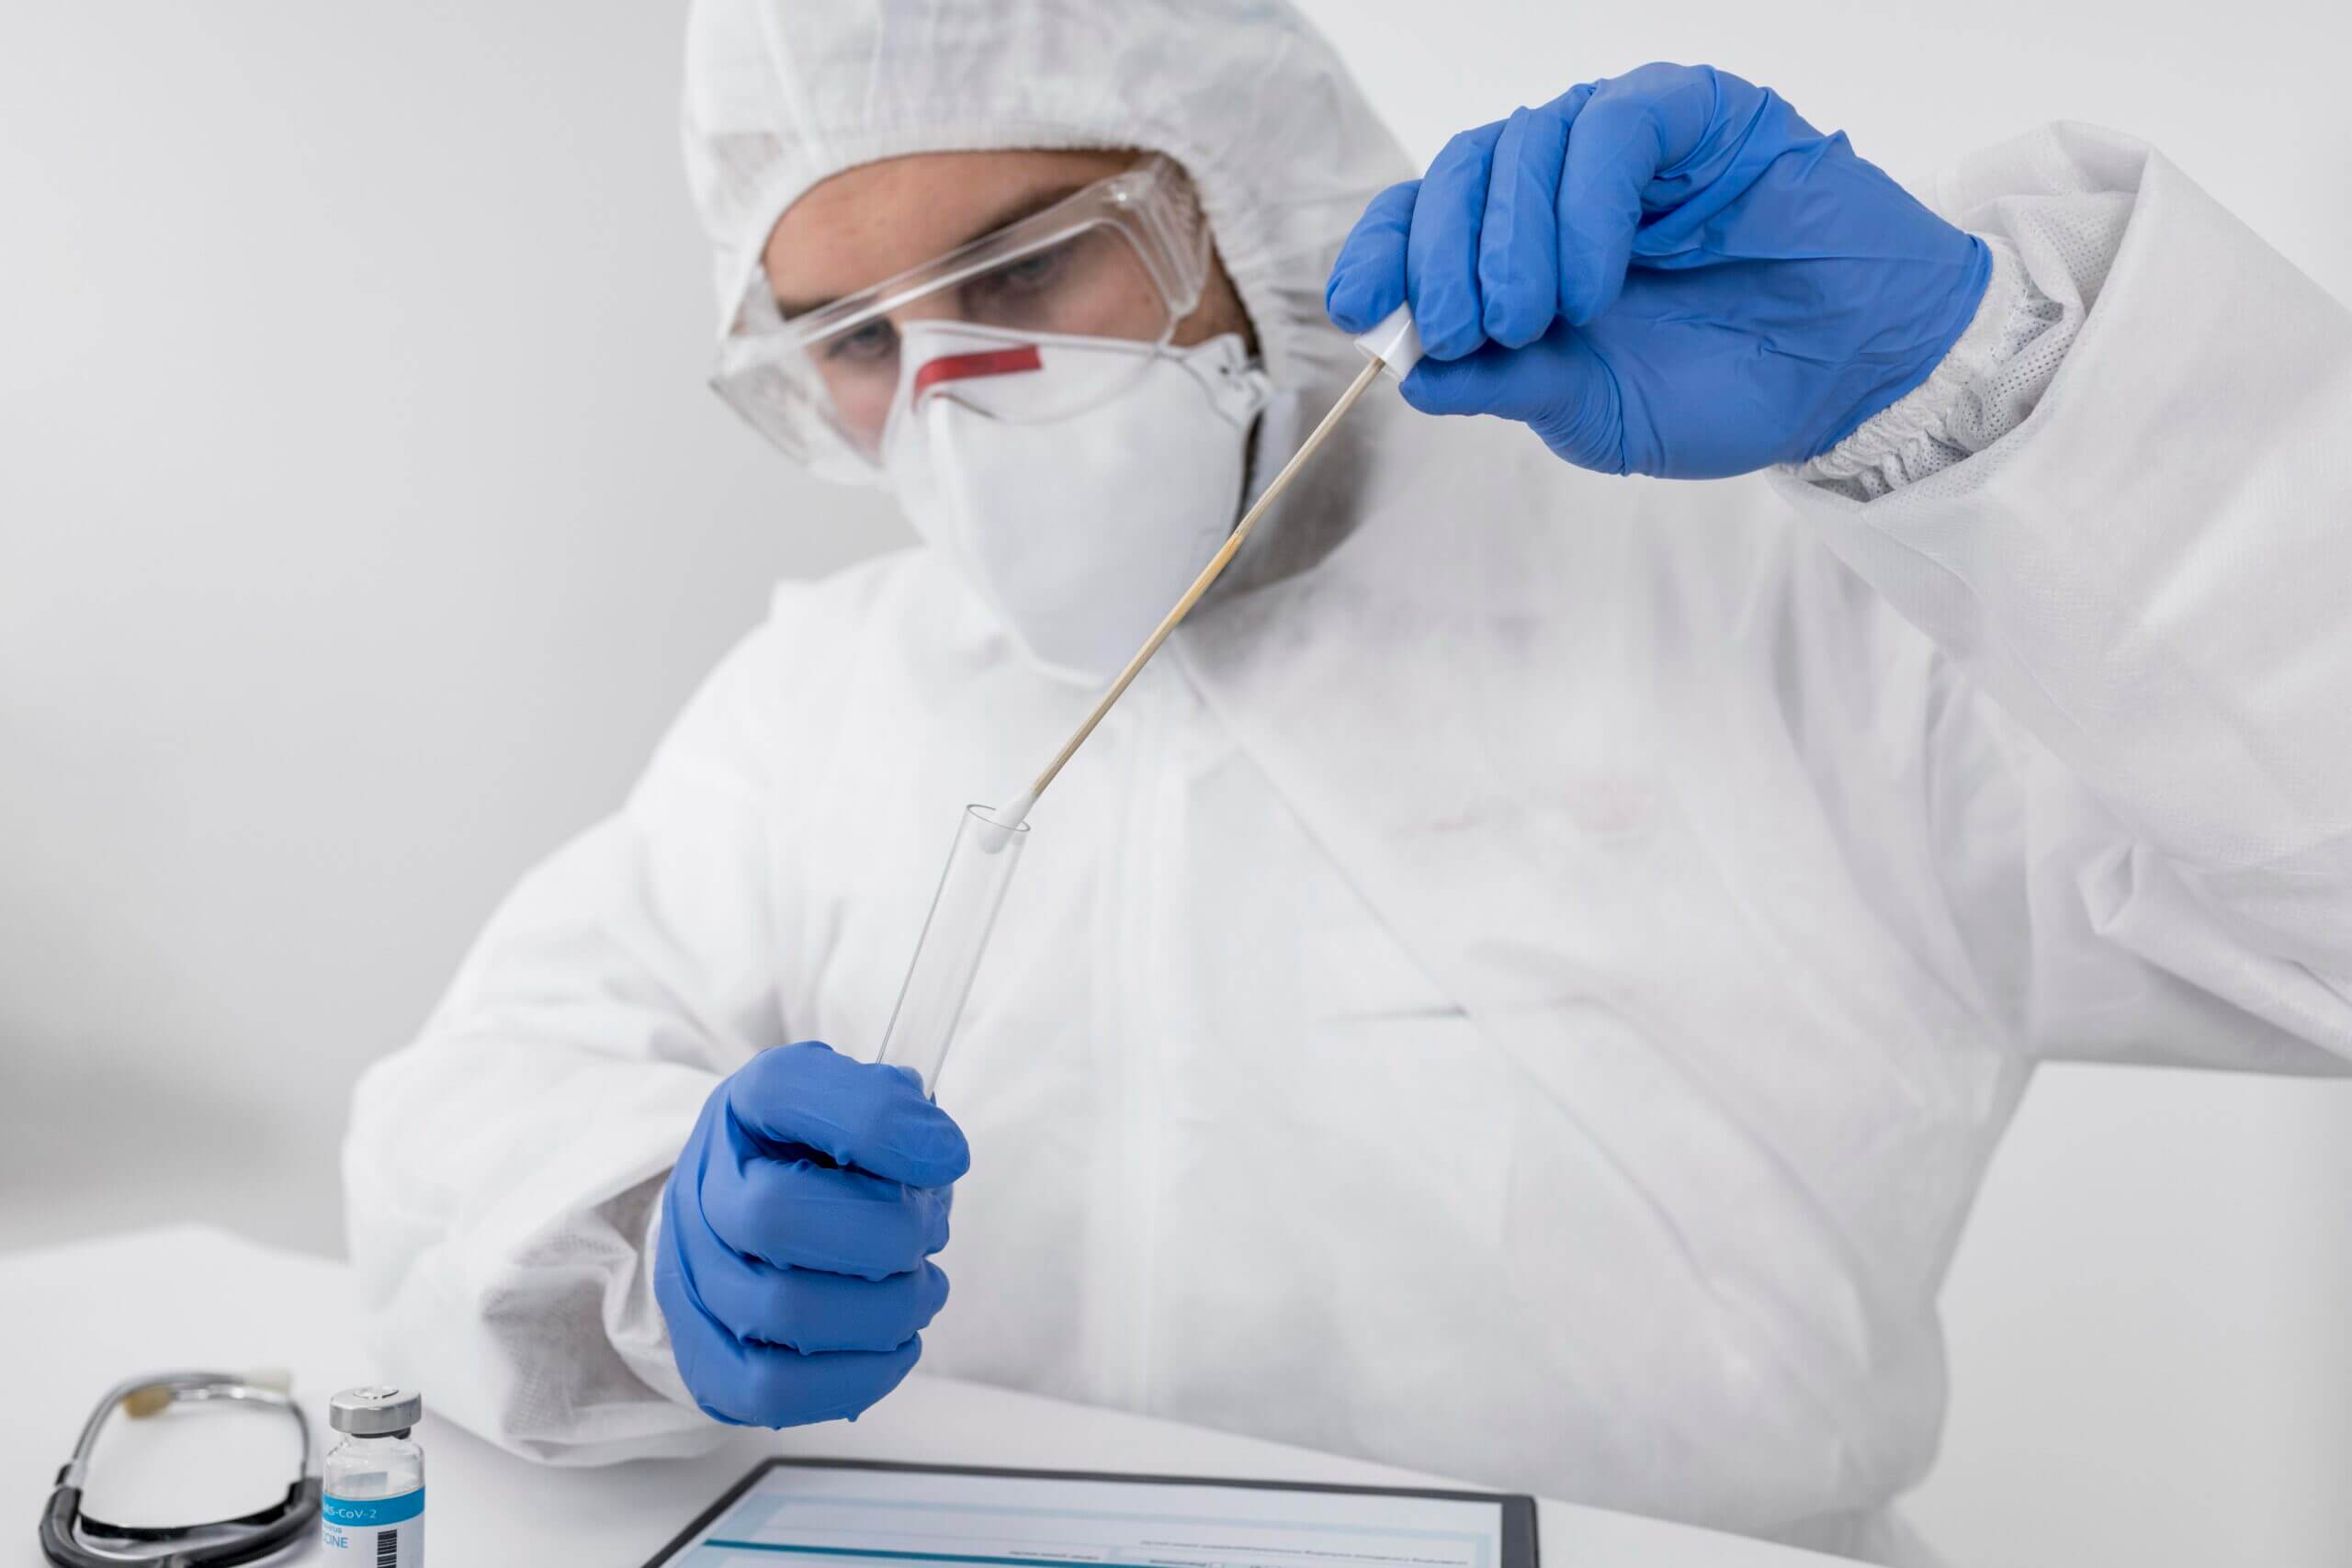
1003, 351, 1391, 824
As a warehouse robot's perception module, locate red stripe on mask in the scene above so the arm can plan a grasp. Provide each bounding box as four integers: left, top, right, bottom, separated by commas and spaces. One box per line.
910, 344, 1045, 400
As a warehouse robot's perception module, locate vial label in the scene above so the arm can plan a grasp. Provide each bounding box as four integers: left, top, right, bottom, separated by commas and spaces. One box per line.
322, 1487, 424, 1566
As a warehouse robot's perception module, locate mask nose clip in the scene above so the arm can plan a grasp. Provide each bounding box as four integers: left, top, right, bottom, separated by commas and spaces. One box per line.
909, 343, 1045, 411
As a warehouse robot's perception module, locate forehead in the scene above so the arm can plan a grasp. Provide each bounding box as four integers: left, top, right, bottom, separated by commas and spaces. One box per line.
763, 148, 1139, 309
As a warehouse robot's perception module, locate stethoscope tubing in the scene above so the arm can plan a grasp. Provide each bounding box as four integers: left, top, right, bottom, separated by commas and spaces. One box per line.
42, 1372, 321, 1568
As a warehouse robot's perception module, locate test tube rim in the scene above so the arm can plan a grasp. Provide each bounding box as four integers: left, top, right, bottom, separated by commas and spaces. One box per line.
966, 801, 1034, 834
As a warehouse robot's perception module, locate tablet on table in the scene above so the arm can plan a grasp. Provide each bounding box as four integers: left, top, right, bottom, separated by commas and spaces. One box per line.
642, 1458, 1539, 1568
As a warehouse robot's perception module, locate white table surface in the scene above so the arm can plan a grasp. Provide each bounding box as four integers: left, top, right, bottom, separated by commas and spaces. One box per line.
3, 1227, 1837, 1567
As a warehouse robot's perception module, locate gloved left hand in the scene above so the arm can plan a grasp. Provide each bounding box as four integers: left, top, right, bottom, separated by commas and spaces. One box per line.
654, 1041, 969, 1428
1326, 62, 1990, 478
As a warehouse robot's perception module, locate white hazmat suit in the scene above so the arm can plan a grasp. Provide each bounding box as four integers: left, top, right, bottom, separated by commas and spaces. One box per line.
344, 2, 2352, 1562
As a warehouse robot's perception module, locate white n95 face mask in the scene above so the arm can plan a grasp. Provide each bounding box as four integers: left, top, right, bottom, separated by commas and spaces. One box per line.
881, 321, 1275, 683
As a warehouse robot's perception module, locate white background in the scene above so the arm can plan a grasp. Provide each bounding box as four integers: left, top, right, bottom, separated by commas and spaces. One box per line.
2, 3, 2346, 1565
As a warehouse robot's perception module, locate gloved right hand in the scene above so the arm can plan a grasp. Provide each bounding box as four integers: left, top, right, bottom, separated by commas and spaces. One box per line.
1324, 62, 1990, 479
654, 1040, 970, 1427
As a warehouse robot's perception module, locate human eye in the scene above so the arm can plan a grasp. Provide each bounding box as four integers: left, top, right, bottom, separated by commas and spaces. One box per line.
963, 242, 1073, 309
823, 318, 899, 365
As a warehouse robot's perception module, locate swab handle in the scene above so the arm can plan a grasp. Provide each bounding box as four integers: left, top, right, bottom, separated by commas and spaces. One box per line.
1354, 304, 1423, 379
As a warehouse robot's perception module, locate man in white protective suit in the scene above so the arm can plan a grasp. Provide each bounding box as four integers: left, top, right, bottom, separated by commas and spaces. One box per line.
342, 2, 2352, 1562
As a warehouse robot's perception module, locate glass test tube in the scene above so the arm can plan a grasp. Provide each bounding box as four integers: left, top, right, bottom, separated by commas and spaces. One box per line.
876, 803, 1030, 1097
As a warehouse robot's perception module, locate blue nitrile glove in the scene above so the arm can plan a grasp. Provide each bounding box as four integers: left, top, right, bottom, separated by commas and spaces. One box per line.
654, 1041, 969, 1427
1325, 62, 1991, 479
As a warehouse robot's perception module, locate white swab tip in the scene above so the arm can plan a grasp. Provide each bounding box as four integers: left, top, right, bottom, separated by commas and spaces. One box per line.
974, 791, 1036, 854
1353, 304, 1422, 379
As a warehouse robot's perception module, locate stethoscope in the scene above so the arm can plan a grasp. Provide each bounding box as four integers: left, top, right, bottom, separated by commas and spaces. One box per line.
41, 1371, 321, 1568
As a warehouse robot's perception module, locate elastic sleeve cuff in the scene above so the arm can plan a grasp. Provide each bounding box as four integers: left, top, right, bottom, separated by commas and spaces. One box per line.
606, 1170, 700, 1412
1792, 236, 2064, 500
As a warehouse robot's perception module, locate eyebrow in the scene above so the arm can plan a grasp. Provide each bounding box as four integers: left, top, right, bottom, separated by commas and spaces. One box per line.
773, 181, 1096, 319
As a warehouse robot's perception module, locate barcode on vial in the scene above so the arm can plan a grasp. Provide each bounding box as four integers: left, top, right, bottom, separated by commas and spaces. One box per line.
376, 1530, 398, 1568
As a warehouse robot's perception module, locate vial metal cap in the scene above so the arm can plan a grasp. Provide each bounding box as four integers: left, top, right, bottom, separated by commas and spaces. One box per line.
329, 1385, 423, 1435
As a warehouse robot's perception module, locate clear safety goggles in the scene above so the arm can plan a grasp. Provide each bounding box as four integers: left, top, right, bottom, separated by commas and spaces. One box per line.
712, 154, 1214, 477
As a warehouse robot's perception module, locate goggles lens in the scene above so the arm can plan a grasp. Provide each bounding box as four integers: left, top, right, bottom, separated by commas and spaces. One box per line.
714, 156, 1210, 475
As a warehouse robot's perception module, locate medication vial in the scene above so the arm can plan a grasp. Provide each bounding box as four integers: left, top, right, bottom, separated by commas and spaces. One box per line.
322, 1386, 424, 1565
